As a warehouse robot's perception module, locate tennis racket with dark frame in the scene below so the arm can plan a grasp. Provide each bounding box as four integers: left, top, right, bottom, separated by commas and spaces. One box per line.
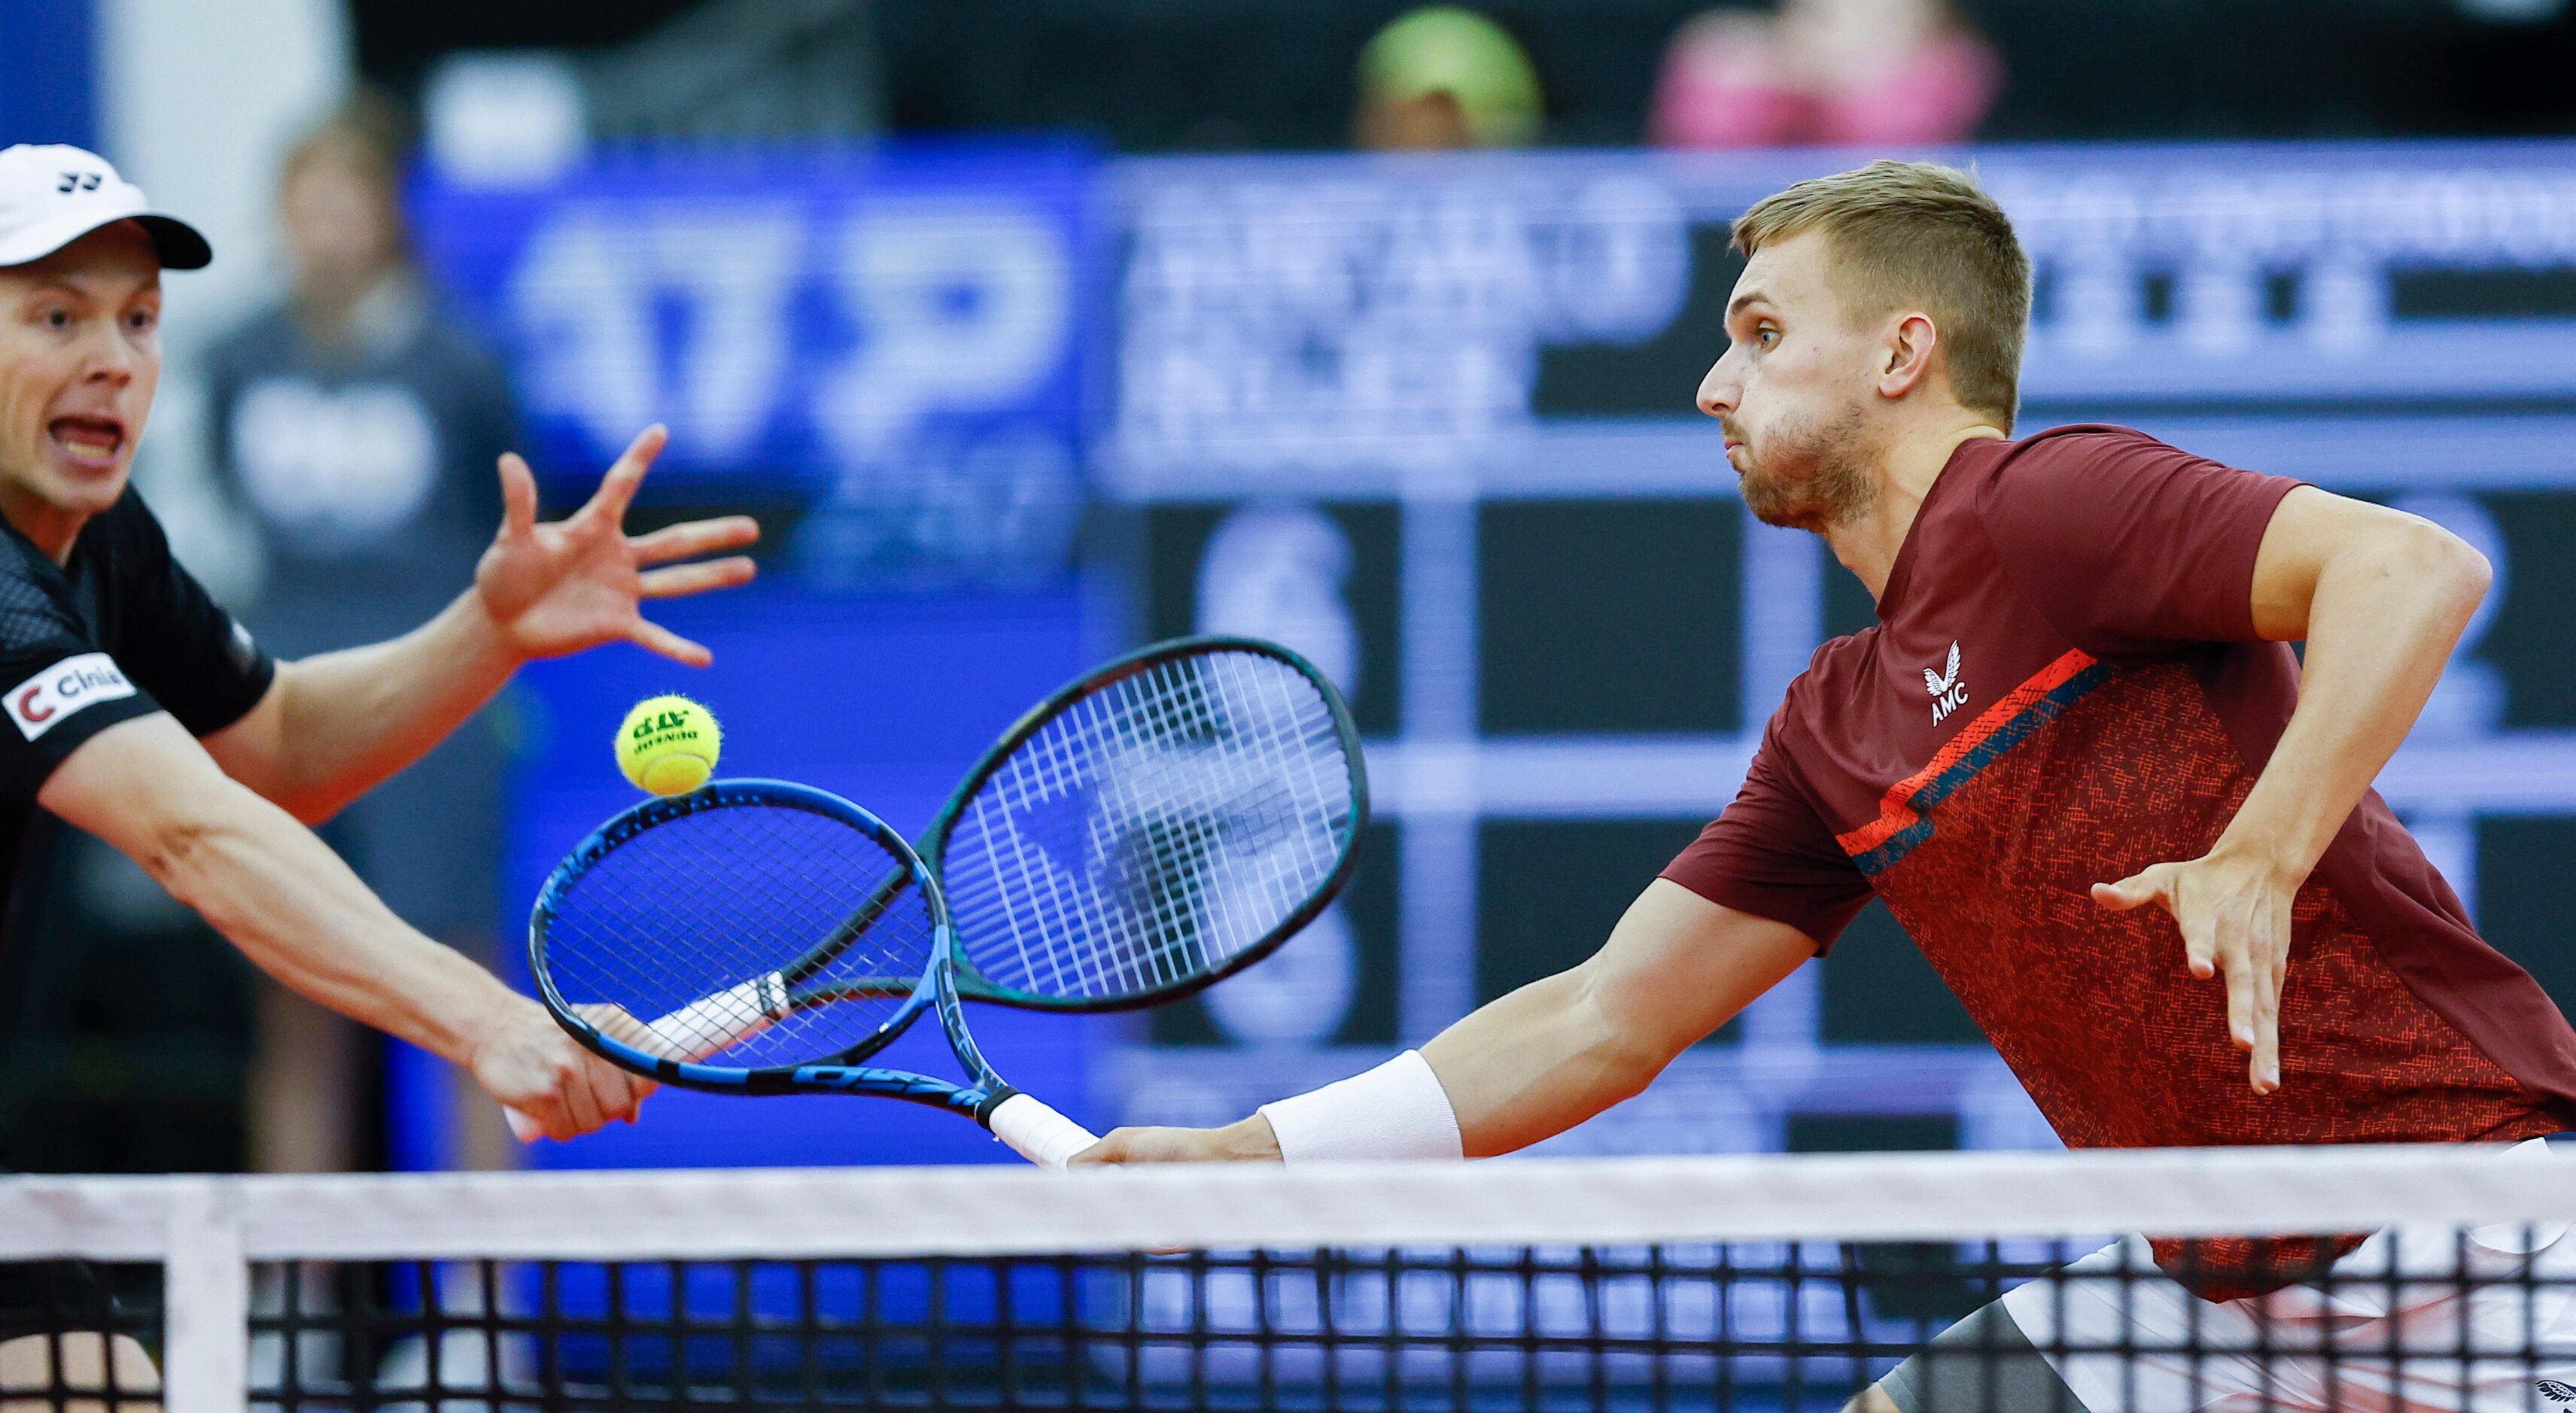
512, 637, 1368, 1167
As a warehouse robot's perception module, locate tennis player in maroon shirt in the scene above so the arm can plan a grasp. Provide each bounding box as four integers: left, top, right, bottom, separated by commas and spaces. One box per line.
1080, 160, 2576, 1409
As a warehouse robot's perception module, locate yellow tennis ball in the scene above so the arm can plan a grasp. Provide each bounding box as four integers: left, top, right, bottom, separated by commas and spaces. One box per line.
616, 694, 721, 796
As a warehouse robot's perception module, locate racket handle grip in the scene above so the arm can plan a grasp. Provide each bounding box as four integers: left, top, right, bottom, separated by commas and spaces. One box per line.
506, 975, 788, 1144
646, 974, 789, 1057
984, 1092, 1099, 1171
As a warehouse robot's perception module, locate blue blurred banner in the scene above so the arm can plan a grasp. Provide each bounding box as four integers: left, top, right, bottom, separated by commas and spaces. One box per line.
0, 0, 94, 147
412, 143, 1097, 590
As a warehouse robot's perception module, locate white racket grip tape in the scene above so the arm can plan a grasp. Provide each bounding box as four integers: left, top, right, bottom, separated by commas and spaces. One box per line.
1256, 1049, 1464, 1162
985, 1093, 1099, 1171
510, 974, 791, 1141
643, 974, 790, 1056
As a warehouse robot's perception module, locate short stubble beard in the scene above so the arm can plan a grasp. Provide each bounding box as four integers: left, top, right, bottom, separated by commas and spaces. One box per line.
1731, 408, 1878, 533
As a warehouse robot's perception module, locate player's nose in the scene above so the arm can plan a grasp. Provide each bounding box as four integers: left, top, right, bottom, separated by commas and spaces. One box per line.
1696, 356, 1739, 418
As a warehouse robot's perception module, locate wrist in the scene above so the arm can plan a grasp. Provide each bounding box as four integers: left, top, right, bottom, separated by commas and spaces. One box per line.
2205, 833, 2312, 886
452, 585, 528, 670
422, 962, 535, 1071
1218, 1114, 1284, 1161
1256, 1050, 1464, 1162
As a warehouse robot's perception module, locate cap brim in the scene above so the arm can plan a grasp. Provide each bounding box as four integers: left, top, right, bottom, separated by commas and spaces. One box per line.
0, 209, 211, 272
130, 214, 211, 271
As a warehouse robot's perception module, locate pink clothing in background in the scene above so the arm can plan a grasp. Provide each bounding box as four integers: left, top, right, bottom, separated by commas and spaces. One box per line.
1652, 17, 2000, 148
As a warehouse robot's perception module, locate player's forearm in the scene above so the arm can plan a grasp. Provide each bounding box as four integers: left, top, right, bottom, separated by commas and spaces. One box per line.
263, 591, 519, 820
151, 786, 516, 1063
1210, 976, 1666, 1164
2219, 520, 2489, 880
1419, 969, 1677, 1156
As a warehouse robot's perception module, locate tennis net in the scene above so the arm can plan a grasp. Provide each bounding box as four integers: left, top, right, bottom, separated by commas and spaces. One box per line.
2, 1141, 2569, 1411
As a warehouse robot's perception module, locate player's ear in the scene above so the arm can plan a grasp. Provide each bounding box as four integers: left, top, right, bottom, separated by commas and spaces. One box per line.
1878, 314, 1939, 399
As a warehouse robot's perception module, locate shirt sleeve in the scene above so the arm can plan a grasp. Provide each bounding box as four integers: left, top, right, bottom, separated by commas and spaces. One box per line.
0, 557, 163, 805
1659, 720, 1872, 953
1974, 427, 2306, 655
105, 496, 275, 737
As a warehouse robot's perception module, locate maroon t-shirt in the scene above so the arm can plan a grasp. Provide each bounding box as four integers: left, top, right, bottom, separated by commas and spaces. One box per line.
1666, 426, 2576, 1165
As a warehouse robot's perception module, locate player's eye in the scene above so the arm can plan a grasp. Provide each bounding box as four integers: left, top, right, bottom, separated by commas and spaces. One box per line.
40, 308, 71, 330
125, 308, 155, 333
1756, 326, 1780, 348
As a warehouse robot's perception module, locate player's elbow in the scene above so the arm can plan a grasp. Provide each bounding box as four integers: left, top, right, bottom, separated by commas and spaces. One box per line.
132, 810, 235, 912
1571, 973, 1690, 1100
2386, 516, 2491, 623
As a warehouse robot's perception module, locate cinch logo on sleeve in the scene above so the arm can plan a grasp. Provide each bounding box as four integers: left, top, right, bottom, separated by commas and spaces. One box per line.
6, 653, 136, 740
1921, 641, 1969, 725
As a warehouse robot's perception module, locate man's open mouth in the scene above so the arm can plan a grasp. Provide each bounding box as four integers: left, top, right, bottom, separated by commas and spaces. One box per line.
47, 416, 126, 467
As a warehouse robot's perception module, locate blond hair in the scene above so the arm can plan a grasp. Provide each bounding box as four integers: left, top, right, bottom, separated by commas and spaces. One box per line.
1733, 160, 2031, 429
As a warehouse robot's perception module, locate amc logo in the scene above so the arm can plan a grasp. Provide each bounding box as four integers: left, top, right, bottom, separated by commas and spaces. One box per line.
6, 652, 136, 741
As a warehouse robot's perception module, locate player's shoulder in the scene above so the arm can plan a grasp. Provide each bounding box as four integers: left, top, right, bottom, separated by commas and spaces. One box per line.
1773, 627, 1882, 719
1963, 423, 2210, 521
1964, 422, 2175, 483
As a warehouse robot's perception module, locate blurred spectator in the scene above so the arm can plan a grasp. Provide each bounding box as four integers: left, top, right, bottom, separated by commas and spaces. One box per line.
1651, 0, 2000, 148
1355, 6, 1545, 150
199, 93, 519, 1173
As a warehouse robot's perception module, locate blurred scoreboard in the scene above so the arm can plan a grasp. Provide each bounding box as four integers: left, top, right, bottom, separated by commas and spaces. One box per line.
1101, 144, 2576, 1159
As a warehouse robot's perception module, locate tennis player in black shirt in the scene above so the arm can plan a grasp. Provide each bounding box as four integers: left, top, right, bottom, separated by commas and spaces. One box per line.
0, 143, 759, 1393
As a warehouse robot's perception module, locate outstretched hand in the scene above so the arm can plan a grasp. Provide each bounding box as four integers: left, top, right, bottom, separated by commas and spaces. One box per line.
1069, 1117, 1285, 1166
474, 425, 760, 667
2091, 850, 2298, 1095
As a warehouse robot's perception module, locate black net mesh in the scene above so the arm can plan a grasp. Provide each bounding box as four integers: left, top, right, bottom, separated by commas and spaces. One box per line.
73, 1232, 2542, 1411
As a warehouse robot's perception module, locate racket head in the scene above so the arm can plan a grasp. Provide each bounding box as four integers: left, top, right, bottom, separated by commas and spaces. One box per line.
923, 634, 1370, 1011
528, 779, 953, 1092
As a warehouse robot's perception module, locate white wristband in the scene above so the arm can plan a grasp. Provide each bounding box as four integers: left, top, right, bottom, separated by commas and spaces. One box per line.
1257, 1050, 1464, 1162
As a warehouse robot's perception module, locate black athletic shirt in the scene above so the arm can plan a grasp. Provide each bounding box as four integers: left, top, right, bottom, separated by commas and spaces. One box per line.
0, 488, 274, 944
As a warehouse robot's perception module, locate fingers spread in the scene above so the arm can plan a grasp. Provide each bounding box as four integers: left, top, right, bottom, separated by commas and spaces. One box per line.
2090, 870, 2164, 913
591, 424, 669, 523
2181, 922, 2219, 981
631, 515, 761, 564
2223, 945, 2258, 1050
630, 618, 713, 668
497, 454, 540, 537
639, 558, 756, 600
2251, 945, 2284, 1093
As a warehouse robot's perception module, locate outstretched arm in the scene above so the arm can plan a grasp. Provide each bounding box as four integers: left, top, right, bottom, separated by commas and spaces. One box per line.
1075, 880, 1816, 1163
2093, 485, 2492, 1093
42, 711, 651, 1140
205, 425, 757, 823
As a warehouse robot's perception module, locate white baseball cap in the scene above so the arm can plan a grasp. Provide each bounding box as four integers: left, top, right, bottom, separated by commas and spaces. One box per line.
0, 144, 210, 271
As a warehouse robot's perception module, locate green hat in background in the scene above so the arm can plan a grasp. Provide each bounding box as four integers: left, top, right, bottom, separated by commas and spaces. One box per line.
1358, 7, 1544, 147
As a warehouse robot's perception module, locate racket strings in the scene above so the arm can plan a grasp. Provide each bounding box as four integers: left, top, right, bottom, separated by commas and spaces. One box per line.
540, 803, 940, 1069
941, 649, 1359, 1001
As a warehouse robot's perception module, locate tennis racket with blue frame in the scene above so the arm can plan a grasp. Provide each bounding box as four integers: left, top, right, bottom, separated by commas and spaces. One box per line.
516, 637, 1367, 1167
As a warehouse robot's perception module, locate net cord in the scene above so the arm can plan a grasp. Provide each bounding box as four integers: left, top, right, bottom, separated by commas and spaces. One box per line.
6, 1143, 2570, 1266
